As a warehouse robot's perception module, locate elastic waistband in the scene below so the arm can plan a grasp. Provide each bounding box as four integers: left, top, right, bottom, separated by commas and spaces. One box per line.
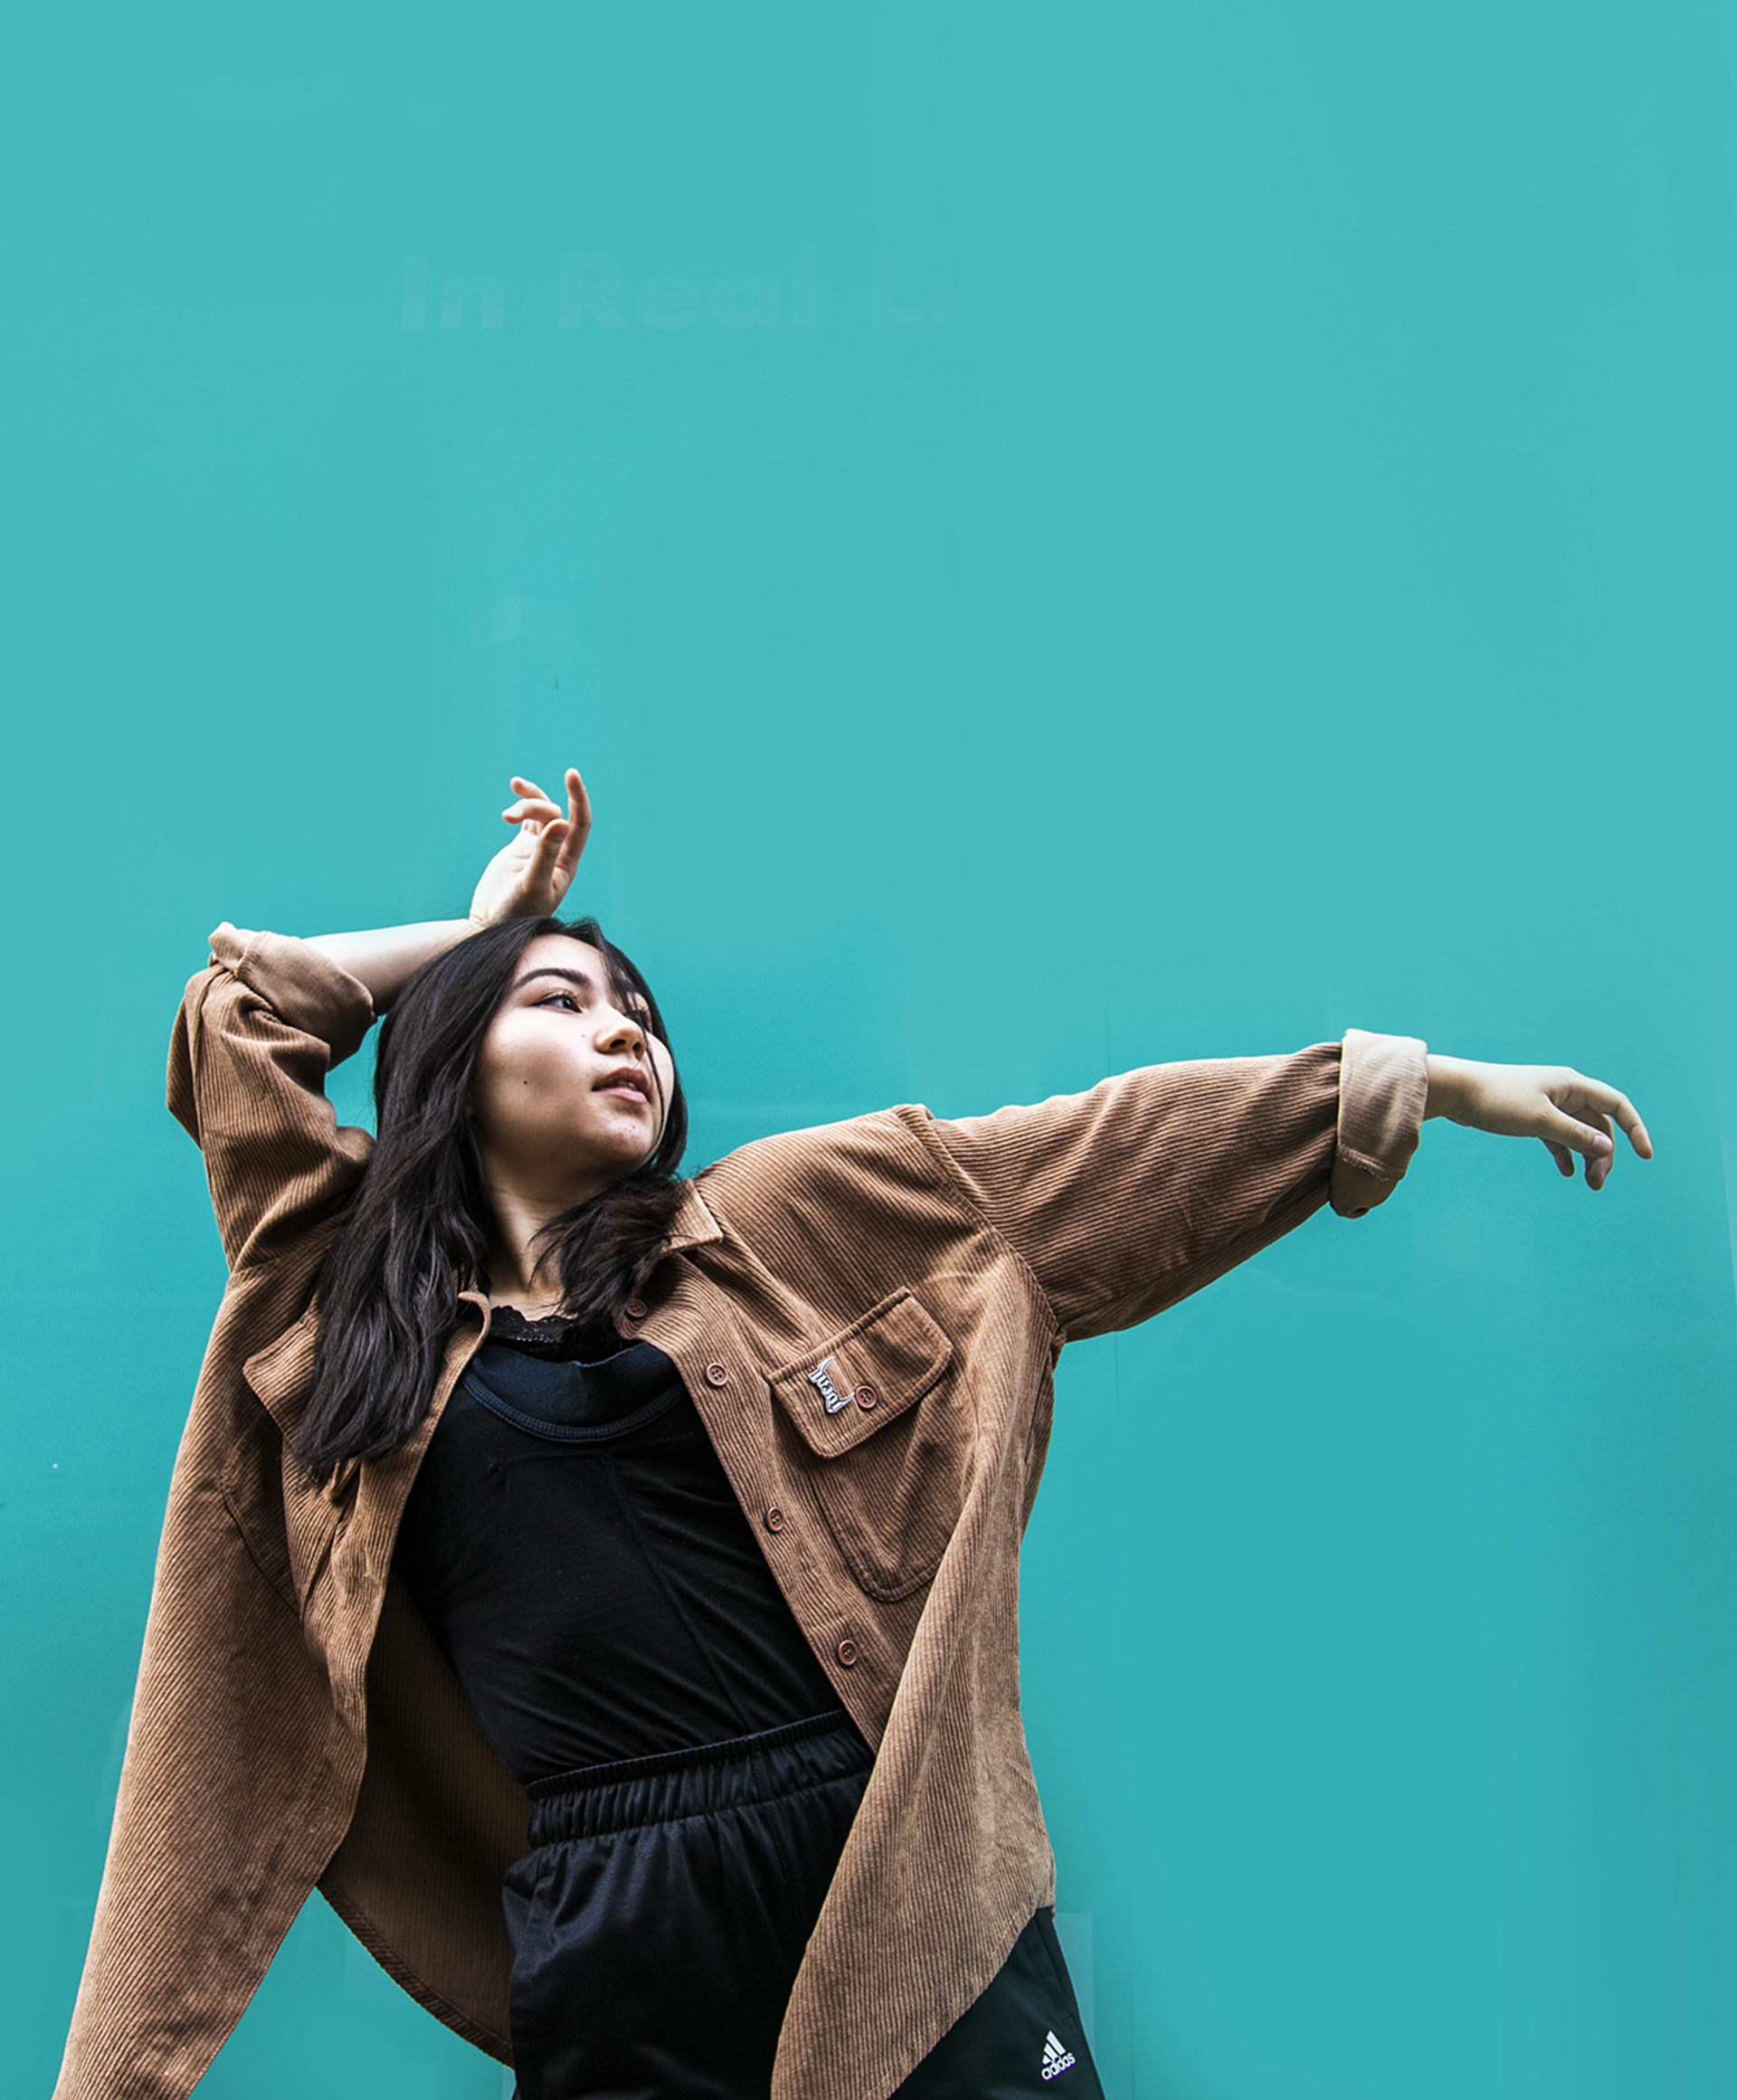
526, 1711, 870, 1846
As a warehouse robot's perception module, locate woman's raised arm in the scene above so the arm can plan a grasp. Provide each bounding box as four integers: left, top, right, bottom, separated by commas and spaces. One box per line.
169, 767, 592, 1274
304, 769, 591, 1009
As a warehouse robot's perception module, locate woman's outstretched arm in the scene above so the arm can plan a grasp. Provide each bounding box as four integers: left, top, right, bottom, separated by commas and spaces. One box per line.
926, 1034, 1651, 1345
303, 768, 591, 1008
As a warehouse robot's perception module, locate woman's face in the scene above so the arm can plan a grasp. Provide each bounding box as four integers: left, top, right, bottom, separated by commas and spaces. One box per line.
468, 934, 676, 1206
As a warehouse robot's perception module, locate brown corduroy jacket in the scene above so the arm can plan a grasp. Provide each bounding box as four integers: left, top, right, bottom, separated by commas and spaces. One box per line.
55, 926, 1430, 2100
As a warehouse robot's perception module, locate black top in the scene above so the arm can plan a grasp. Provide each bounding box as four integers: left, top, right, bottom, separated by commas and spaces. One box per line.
393, 1310, 843, 1787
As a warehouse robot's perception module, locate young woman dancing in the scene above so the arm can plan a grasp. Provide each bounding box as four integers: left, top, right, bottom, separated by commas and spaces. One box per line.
55, 769, 1650, 2100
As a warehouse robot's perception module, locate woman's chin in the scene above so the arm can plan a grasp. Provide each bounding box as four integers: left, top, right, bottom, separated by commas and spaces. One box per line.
584, 1134, 659, 1181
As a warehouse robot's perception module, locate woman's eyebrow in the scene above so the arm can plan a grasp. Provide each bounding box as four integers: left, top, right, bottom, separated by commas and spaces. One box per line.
511, 966, 596, 996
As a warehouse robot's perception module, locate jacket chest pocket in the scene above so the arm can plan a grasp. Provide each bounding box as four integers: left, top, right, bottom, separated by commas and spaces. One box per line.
767, 1289, 970, 1603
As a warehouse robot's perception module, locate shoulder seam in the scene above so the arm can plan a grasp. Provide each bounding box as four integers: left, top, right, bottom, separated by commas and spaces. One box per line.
890, 1106, 1061, 1347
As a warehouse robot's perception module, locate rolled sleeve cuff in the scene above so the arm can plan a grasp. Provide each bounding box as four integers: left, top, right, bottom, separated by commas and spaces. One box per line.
1332, 1028, 1429, 1218
207, 924, 377, 1067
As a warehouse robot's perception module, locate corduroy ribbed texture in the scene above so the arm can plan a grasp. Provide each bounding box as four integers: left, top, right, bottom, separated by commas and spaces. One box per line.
53, 933, 1429, 2100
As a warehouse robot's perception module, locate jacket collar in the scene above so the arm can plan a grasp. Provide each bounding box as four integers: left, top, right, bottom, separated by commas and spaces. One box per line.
663, 1181, 723, 1254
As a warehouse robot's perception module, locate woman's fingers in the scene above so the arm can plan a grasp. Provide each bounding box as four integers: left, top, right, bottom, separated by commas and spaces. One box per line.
1546, 1108, 1609, 1158
1533, 1095, 1620, 1188
565, 766, 593, 848
1547, 1072, 1653, 1187
549, 768, 592, 891
484, 769, 593, 907
1573, 1077, 1653, 1160
1580, 1109, 1616, 1191
505, 772, 590, 876
524, 818, 569, 888
504, 790, 561, 827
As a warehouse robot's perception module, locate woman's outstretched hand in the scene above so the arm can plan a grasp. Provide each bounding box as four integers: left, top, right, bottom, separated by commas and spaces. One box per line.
469, 768, 593, 926
1424, 1055, 1652, 1192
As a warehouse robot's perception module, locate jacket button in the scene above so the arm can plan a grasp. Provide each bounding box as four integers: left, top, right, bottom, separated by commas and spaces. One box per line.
704, 1361, 730, 1388
854, 1383, 878, 1410
836, 1639, 859, 1667
623, 1297, 648, 1320
764, 1507, 787, 1534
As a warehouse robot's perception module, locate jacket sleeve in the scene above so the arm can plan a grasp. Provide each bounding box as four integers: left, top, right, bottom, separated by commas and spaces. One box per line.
926, 1030, 1429, 1343
166, 923, 377, 1273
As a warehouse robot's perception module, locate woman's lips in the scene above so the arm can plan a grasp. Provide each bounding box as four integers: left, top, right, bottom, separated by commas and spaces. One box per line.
595, 1068, 651, 1103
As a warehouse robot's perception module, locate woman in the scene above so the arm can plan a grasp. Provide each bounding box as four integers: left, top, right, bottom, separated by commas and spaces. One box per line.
55, 769, 1650, 2100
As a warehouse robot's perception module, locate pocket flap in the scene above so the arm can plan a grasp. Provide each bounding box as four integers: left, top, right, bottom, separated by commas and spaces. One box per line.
242, 1303, 321, 1430
768, 1289, 954, 1459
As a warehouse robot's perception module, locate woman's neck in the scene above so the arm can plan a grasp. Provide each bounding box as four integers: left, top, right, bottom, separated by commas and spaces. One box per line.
485, 1241, 568, 1320
482, 1174, 595, 1314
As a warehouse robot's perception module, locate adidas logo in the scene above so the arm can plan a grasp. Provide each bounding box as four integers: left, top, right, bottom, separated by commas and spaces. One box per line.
1040, 2029, 1077, 2081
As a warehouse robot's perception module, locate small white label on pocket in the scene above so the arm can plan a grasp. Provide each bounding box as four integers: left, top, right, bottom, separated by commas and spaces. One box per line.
805, 1358, 850, 1414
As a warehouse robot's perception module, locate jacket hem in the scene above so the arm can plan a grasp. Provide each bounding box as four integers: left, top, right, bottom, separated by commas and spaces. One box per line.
318, 1881, 515, 2066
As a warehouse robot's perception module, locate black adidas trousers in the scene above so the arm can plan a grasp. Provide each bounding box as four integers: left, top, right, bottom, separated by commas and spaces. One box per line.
502, 1712, 1106, 2099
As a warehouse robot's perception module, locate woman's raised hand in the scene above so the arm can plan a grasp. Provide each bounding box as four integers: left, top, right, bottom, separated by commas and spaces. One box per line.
1423, 1054, 1653, 1192
468, 768, 593, 926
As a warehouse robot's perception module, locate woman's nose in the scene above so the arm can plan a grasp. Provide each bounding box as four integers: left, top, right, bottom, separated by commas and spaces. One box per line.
598, 1008, 645, 1056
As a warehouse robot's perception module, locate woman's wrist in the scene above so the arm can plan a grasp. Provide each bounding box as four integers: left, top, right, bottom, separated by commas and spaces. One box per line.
1423, 1053, 1478, 1125
303, 919, 479, 1012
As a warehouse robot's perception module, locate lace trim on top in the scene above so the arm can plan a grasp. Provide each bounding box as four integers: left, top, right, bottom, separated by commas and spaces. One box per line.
488, 1302, 583, 1345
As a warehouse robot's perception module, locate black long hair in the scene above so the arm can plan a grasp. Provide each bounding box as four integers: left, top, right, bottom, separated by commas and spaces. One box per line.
295, 916, 688, 1486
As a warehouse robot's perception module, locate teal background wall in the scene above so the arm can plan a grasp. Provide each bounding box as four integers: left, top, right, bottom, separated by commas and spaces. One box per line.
5, 3, 1737, 2094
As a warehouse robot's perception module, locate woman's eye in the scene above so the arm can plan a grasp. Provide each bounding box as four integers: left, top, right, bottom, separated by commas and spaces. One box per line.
539, 992, 581, 1012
